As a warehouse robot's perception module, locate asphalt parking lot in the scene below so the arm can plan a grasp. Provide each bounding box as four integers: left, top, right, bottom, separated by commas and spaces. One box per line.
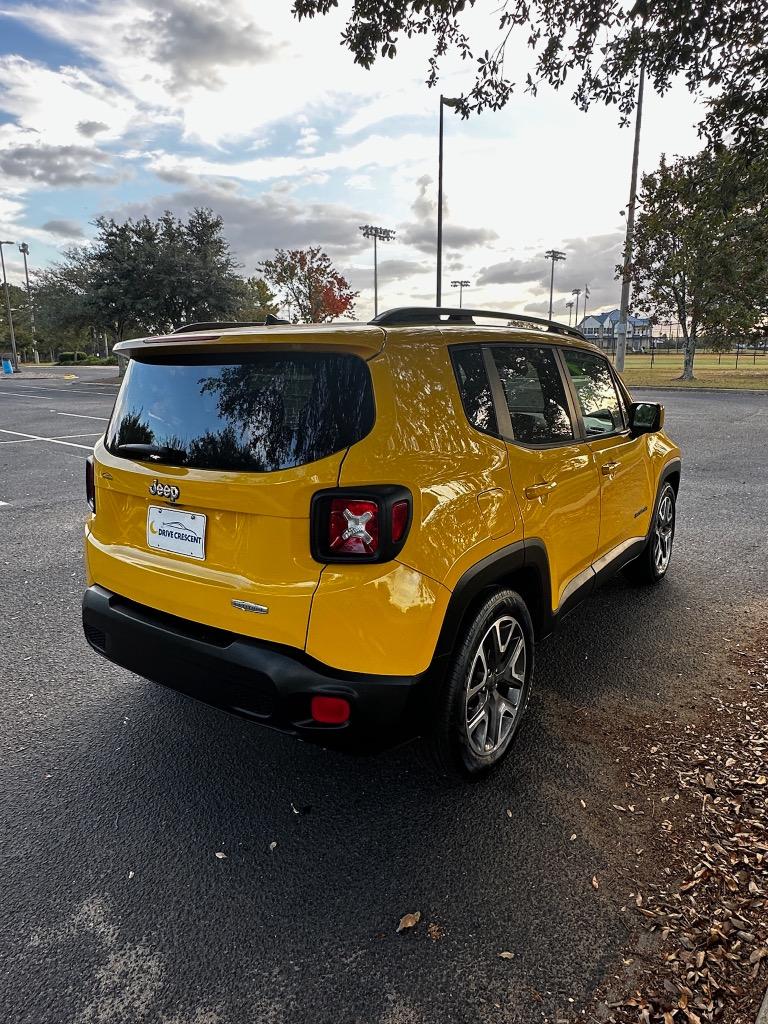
1, 370, 766, 1024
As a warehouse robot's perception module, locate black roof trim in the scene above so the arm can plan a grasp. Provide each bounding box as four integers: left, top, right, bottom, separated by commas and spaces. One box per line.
369, 306, 585, 341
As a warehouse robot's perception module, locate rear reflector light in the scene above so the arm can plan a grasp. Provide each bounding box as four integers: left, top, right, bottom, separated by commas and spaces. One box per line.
328, 499, 379, 556
391, 500, 409, 542
311, 695, 350, 724
86, 456, 95, 512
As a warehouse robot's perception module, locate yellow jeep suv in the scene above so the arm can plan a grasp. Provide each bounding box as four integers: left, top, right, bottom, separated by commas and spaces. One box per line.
82, 307, 681, 777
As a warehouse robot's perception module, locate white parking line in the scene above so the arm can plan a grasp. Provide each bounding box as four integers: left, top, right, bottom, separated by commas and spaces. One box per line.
0, 432, 100, 443
0, 390, 52, 400
54, 411, 110, 421
1, 384, 117, 397
0, 429, 94, 450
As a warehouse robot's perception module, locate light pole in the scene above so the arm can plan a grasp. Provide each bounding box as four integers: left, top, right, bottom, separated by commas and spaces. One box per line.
0, 240, 19, 372
451, 279, 470, 308
545, 249, 566, 321
615, 59, 646, 372
359, 225, 395, 317
436, 95, 461, 306
18, 243, 38, 364
566, 300, 574, 326
571, 288, 582, 327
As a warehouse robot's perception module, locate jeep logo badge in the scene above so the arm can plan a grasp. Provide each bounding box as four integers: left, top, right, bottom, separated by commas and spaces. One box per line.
149, 479, 180, 503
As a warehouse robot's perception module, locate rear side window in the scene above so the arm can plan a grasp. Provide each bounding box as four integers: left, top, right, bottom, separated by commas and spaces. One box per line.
491, 346, 574, 444
563, 350, 624, 435
105, 351, 374, 472
450, 346, 498, 435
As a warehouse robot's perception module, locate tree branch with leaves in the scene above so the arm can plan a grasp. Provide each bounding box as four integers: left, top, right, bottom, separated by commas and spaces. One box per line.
292, 0, 767, 154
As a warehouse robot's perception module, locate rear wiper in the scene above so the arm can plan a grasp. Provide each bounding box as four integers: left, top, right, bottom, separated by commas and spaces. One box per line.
115, 443, 187, 463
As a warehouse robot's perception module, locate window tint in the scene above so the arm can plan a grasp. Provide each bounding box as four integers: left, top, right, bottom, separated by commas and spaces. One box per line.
563, 350, 624, 436
450, 346, 498, 435
491, 346, 573, 444
105, 351, 374, 472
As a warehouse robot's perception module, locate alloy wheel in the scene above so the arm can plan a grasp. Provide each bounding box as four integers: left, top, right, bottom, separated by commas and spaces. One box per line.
653, 492, 675, 574
464, 615, 526, 756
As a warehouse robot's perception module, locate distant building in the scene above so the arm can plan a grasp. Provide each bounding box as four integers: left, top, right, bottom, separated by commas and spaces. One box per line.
577, 309, 651, 351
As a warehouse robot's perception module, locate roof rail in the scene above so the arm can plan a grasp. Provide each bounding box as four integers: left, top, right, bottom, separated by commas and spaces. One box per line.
172, 314, 290, 335
369, 306, 585, 341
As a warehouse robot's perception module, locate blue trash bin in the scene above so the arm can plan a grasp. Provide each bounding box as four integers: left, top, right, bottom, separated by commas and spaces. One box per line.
1, 358, 13, 375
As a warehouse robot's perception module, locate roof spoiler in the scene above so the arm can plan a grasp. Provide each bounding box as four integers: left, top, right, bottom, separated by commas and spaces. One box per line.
172, 314, 290, 335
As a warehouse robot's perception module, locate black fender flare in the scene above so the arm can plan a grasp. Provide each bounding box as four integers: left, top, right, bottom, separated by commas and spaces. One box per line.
648, 457, 682, 540
433, 539, 553, 660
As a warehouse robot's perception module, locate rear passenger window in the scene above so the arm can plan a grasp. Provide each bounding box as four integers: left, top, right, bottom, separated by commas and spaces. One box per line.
450, 347, 498, 435
491, 346, 574, 444
563, 350, 624, 435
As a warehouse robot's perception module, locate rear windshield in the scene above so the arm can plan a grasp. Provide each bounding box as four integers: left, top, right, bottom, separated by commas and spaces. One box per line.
105, 351, 375, 472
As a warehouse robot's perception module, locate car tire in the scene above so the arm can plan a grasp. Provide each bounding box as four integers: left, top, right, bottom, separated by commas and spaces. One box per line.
624, 482, 676, 585
423, 588, 534, 780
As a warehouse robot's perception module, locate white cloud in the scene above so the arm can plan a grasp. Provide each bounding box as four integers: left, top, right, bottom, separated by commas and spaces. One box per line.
0, 56, 139, 147
345, 174, 374, 190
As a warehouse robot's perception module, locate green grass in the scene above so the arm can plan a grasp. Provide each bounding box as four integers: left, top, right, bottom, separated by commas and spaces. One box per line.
619, 352, 768, 390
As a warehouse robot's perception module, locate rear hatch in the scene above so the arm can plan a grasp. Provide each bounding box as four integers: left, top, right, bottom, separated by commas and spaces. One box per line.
87, 341, 376, 650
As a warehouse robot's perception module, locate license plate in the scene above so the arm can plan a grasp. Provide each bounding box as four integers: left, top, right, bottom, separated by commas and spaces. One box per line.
147, 505, 207, 560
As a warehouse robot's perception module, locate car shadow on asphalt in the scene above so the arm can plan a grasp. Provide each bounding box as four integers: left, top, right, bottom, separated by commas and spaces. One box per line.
7, 569, 704, 1024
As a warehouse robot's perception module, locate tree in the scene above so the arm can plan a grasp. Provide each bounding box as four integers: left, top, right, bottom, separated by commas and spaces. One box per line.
236, 277, 280, 321
32, 208, 245, 346
630, 149, 768, 379
292, 1, 767, 154
257, 247, 358, 322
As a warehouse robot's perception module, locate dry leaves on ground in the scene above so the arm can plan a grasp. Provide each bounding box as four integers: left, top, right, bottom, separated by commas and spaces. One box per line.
397, 911, 421, 933
600, 635, 768, 1024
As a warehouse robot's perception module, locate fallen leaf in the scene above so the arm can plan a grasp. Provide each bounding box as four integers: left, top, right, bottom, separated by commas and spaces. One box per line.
591, 876, 600, 890
505, 808, 513, 818
580, 799, 587, 809
570, 833, 577, 841
269, 841, 278, 852
499, 951, 515, 959
397, 911, 421, 932
215, 851, 227, 859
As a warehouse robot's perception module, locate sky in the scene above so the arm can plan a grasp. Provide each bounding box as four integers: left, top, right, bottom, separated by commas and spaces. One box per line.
0, 0, 708, 323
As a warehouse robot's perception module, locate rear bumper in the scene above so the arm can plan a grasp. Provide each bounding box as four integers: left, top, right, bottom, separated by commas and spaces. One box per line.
81, 585, 430, 751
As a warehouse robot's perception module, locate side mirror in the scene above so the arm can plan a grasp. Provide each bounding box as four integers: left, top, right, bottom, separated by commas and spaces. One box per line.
628, 401, 664, 436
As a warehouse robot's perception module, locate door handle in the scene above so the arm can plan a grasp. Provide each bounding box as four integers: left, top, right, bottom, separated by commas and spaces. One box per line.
524, 481, 557, 499
601, 460, 621, 476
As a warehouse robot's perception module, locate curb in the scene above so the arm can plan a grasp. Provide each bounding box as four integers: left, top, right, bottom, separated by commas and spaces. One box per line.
756, 987, 768, 1024
632, 385, 768, 395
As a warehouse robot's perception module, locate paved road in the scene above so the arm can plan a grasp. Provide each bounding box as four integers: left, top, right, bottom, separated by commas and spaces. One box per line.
1, 371, 766, 1024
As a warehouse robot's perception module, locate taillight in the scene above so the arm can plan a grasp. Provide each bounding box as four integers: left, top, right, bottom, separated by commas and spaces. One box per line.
86, 456, 96, 512
311, 487, 412, 563
328, 499, 379, 556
